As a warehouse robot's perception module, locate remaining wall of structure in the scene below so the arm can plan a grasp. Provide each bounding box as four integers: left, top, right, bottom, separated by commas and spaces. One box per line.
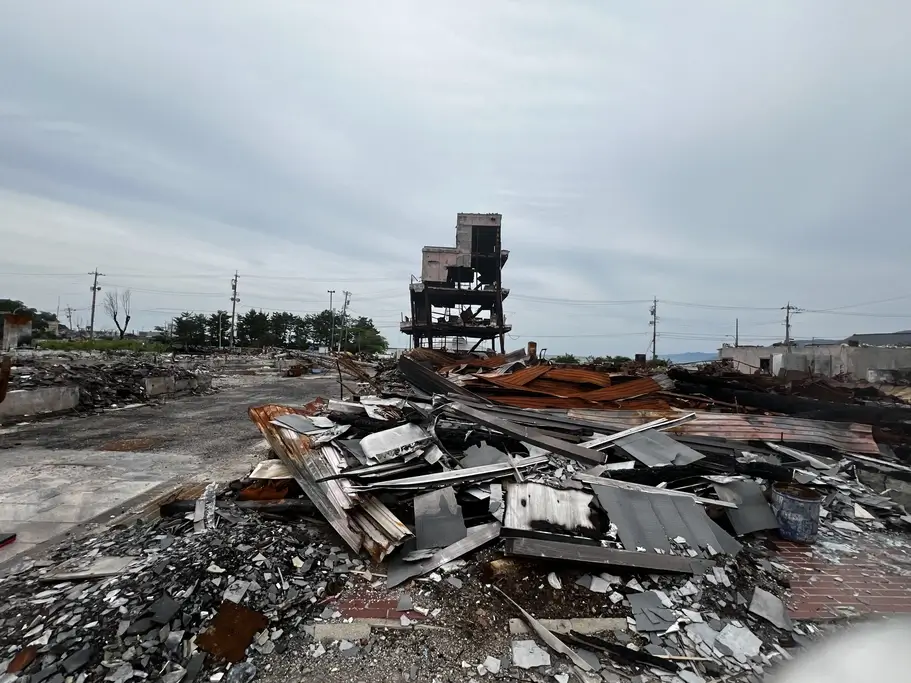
0, 386, 80, 420
1, 314, 33, 351
720, 344, 911, 379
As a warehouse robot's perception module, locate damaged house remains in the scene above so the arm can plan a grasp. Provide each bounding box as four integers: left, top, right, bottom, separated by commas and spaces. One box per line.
401, 212, 510, 354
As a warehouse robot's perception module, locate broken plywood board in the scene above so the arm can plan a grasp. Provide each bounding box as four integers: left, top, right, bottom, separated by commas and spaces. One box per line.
504, 482, 596, 537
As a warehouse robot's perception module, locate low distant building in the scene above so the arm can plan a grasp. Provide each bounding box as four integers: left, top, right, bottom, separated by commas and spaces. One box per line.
720, 339, 911, 380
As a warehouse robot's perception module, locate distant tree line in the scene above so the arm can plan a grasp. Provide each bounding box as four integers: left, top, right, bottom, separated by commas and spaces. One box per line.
157, 308, 388, 353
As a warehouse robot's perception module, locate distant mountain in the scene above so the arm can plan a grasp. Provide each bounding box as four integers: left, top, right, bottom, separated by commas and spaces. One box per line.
663, 351, 717, 364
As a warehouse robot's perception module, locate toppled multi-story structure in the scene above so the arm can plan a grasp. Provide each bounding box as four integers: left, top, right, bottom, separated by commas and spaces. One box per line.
401, 213, 510, 353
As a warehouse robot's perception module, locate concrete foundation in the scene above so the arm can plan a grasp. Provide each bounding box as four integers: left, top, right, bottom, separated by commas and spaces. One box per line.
0, 386, 80, 420
144, 374, 212, 397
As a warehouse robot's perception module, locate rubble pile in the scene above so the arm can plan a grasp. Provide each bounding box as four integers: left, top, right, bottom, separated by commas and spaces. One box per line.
9, 361, 213, 411
5, 349, 911, 681
0, 497, 359, 682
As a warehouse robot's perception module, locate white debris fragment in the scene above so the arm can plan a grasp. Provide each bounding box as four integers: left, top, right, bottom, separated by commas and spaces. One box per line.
511, 640, 551, 669
854, 504, 875, 520
547, 572, 563, 590
626, 578, 645, 592
482, 656, 501, 675
554, 674, 570, 683
206, 564, 226, 574
609, 592, 624, 604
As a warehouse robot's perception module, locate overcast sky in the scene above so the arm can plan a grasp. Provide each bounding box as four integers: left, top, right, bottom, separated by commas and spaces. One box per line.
2, 1, 910, 356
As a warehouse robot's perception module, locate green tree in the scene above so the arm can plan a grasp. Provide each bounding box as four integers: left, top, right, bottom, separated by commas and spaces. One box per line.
552, 353, 579, 364
236, 309, 270, 347
342, 316, 388, 353
270, 311, 297, 346
172, 312, 207, 345
205, 311, 230, 347
305, 309, 346, 348
291, 315, 311, 349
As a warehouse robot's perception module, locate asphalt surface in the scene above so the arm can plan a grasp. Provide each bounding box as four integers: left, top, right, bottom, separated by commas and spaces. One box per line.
0, 373, 339, 463
0, 373, 340, 563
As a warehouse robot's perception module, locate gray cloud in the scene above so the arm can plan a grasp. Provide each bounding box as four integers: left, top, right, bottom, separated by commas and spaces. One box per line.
2, 1, 911, 355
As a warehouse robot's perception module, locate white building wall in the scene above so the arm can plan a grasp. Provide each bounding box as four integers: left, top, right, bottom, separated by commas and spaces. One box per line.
720, 344, 911, 379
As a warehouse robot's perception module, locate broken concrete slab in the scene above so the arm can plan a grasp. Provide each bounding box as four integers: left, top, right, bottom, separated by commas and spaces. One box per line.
511, 640, 551, 669
509, 618, 627, 636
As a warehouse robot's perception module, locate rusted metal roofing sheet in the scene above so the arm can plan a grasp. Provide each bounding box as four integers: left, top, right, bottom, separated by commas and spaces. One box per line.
483, 395, 670, 410
572, 377, 662, 402
474, 365, 551, 387
544, 368, 613, 387
565, 409, 881, 455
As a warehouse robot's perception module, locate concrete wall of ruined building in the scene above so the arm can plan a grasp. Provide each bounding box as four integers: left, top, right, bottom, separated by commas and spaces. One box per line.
720, 344, 911, 379
1, 318, 33, 351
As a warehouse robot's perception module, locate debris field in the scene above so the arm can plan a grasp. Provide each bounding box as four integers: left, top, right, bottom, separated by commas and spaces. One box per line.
4, 350, 911, 683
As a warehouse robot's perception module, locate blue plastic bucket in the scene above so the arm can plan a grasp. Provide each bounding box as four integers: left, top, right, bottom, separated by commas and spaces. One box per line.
770, 483, 824, 544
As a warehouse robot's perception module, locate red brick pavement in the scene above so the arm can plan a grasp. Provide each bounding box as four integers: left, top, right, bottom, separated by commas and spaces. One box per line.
771, 536, 911, 620
329, 596, 427, 621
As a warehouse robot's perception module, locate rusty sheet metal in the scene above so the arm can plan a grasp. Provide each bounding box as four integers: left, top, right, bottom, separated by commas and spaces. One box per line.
474, 365, 551, 387
526, 378, 602, 396
565, 409, 881, 455
482, 395, 669, 410
249, 403, 411, 560
572, 377, 662, 401
197, 601, 268, 663
545, 368, 612, 387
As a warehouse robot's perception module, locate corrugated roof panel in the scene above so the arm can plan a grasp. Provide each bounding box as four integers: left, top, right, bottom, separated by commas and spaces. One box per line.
566, 409, 881, 454
593, 485, 727, 556
544, 368, 613, 387
572, 377, 663, 401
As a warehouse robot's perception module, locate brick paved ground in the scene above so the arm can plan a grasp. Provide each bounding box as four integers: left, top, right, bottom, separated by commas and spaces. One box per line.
771, 531, 911, 620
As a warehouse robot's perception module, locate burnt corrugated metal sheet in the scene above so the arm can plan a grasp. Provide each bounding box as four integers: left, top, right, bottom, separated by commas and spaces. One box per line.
566, 409, 881, 455
593, 484, 731, 556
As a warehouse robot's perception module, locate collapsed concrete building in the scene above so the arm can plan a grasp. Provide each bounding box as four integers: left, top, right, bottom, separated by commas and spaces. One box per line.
401, 213, 511, 353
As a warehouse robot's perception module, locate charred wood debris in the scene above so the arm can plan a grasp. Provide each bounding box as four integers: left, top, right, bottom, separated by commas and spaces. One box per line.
4, 352, 911, 683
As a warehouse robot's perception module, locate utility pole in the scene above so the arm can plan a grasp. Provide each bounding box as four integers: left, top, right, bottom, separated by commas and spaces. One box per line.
218, 313, 223, 350
327, 290, 336, 352
781, 302, 799, 347
338, 290, 351, 352
229, 271, 239, 350
735, 318, 739, 347
87, 269, 104, 338
64, 306, 74, 331
649, 297, 658, 361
